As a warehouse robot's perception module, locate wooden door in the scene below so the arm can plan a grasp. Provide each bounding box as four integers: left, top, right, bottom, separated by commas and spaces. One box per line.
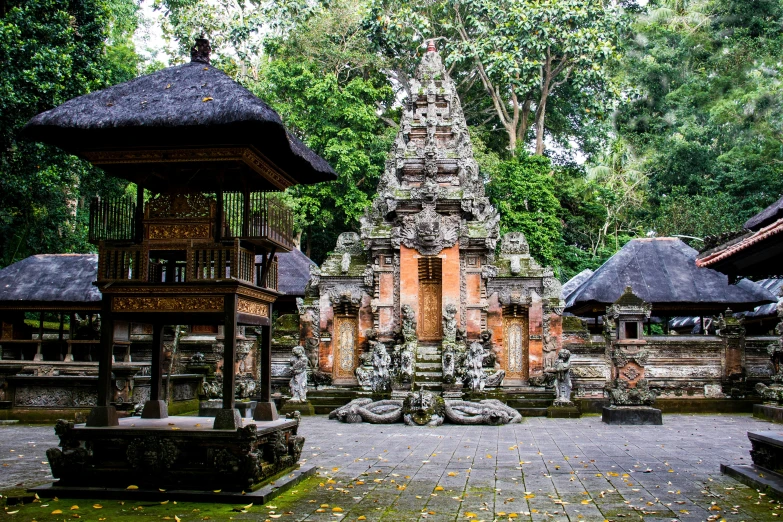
504, 315, 528, 380
418, 257, 442, 340
333, 315, 358, 380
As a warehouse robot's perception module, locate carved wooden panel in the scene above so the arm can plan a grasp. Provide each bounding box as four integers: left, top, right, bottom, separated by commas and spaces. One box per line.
334, 316, 358, 380
418, 257, 442, 340
503, 316, 528, 379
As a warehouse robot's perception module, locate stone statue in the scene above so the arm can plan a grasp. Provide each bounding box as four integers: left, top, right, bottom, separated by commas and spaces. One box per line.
403, 391, 445, 426
371, 342, 391, 393
442, 344, 456, 384
550, 349, 573, 406
465, 341, 486, 392
289, 346, 308, 402
401, 304, 417, 343
442, 304, 458, 345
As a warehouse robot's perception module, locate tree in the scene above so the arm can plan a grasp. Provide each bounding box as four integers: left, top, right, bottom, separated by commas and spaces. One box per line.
485, 153, 563, 266
0, 0, 139, 266
364, 0, 629, 155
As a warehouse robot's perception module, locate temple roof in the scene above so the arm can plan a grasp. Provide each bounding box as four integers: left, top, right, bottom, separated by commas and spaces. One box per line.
257, 248, 315, 296
745, 194, 783, 231
561, 269, 594, 301
22, 58, 335, 191
565, 238, 776, 316
0, 255, 101, 307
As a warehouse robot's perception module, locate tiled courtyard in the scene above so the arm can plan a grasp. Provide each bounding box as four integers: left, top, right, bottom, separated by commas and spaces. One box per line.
2, 413, 783, 521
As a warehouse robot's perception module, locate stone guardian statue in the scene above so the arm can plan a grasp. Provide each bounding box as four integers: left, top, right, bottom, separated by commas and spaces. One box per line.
289, 346, 308, 402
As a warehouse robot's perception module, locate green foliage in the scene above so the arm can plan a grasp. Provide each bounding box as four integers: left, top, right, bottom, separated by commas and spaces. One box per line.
0, 0, 137, 267
486, 154, 563, 267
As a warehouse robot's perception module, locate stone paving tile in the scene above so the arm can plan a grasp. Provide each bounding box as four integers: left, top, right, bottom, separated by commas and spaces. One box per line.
3, 413, 783, 520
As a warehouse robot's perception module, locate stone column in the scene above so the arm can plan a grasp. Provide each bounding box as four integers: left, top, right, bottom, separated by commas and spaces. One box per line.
718, 308, 746, 383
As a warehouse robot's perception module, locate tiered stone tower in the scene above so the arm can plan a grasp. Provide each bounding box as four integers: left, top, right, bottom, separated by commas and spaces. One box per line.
301, 42, 564, 399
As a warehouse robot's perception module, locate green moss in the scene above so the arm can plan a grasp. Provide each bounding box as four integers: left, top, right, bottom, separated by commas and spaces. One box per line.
169, 399, 200, 416
275, 314, 300, 332
562, 316, 587, 333
0, 408, 90, 424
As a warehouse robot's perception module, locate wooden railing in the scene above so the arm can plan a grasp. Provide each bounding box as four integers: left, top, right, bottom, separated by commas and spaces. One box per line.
223, 191, 294, 249
89, 196, 136, 243
97, 240, 268, 289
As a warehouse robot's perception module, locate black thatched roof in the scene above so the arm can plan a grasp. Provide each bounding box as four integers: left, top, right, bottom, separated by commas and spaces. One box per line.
564, 238, 776, 316
561, 269, 594, 301
22, 61, 335, 190
257, 249, 315, 297
745, 195, 783, 231
0, 255, 100, 307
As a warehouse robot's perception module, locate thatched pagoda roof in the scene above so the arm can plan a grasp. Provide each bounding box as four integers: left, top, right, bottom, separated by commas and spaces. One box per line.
745, 195, 783, 231
257, 248, 315, 296
22, 44, 335, 192
561, 269, 594, 301
565, 238, 776, 317
0, 255, 101, 309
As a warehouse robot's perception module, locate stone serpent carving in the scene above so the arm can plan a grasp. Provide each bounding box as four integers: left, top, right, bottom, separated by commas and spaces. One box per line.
329, 394, 521, 426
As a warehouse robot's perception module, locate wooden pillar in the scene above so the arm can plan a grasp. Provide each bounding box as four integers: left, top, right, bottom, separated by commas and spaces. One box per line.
135, 183, 144, 243
86, 299, 118, 426
214, 294, 240, 429
141, 323, 168, 418
254, 302, 279, 421
34, 312, 44, 361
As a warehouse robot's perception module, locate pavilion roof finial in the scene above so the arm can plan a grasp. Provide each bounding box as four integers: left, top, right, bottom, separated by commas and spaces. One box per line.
191, 35, 211, 65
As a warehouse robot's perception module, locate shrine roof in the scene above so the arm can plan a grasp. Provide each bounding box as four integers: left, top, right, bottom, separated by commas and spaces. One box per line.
22, 60, 335, 188
565, 238, 776, 316
744, 194, 783, 231
695, 217, 783, 277
0, 254, 101, 307
257, 248, 315, 296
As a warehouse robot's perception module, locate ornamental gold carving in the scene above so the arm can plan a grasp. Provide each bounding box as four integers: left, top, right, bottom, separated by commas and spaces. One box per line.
237, 298, 269, 317
112, 296, 224, 312
148, 224, 211, 240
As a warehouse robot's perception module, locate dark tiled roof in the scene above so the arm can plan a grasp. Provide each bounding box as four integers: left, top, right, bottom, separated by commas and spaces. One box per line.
565, 238, 776, 316
745, 194, 783, 231
740, 278, 782, 319
258, 249, 315, 296
561, 269, 594, 301
0, 255, 100, 305
22, 62, 335, 186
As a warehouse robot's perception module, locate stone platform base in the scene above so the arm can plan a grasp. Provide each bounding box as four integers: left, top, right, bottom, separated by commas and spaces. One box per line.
721, 464, 783, 499
199, 400, 257, 418
44, 415, 305, 492
602, 406, 662, 425
754, 404, 783, 423
547, 405, 581, 418
280, 400, 314, 416
31, 464, 315, 503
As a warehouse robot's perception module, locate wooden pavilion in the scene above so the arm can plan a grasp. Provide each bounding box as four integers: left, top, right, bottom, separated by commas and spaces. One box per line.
22, 39, 335, 494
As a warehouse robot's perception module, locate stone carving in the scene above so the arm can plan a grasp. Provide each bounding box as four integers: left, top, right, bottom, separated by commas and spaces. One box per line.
401, 304, 417, 343
542, 314, 557, 371
327, 284, 364, 308
235, 376, 256, 399
289, 346, 308, 402
442, 304, 458, 346
607, 378, 656, 406
500, 232, 530, 255
330, 394, 521, 425
465, 341, 487, 392
442, 344, 457, 384
396, 202, 460, 256
547, 349, 573, 406
371, 342, 391, 393
126, 437, 179, 473
355, 350, 373, 388
335, 231, 363, 255
403, 391, 446, 426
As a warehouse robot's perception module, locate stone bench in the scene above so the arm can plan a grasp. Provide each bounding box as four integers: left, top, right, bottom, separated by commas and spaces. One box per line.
749, 431, 783, 474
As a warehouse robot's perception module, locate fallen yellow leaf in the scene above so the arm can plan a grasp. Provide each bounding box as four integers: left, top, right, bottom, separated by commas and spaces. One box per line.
203, 97, 213, 102
213, 490, 221, 493
52, 510, 63, 515
358, 517, 367, 521
243, 503, 253, 510
127, 485, 139, 490
435, 486, 444, 491
465, 512, 477, 519
161, 500, 169, 505
448, 472, 458, 476
70, 505, 79, 510
92, 504, 102, 509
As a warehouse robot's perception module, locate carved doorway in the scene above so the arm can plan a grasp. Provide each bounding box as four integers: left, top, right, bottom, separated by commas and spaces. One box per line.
418, 257, 442, 340
503, 314, 529, 380
333, 315, 358, 381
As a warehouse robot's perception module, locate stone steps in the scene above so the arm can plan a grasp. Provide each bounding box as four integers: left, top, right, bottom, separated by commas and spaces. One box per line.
413, 342, 443, 392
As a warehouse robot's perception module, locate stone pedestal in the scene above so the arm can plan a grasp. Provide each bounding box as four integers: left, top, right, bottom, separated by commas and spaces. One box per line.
602, 406, 662, 425
722, 430, 783, 499
141, 399, 168, 419
253, 401, 279, 421
547, 405, 581, 418
280, 400, 314, 416
85, 405, 119, 427
213, 408, 242, 430
753, 403, 783, 423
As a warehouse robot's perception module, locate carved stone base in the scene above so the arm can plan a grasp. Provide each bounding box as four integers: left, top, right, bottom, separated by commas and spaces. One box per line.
753, 404, 783, 424
749, 431, 783, 473
43, 416, 304, 492
141, 400, 168, 419
213, 408, 241, 430
85, 406, 119, 427
602, 406, 662, 425
280, 400, 314, 416
253, 401, 279, 421
721, 463, 783, 500
547, 405, 581, 418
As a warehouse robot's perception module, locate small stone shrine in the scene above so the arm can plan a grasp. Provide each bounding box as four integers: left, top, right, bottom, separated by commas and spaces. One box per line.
301, 41, 565, 424
602, 287, 662, 425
